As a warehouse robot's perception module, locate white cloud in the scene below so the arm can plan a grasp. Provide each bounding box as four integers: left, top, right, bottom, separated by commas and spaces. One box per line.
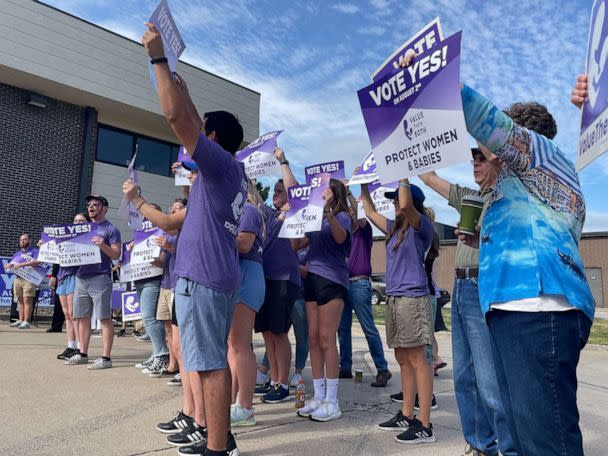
331, 3, 360, 14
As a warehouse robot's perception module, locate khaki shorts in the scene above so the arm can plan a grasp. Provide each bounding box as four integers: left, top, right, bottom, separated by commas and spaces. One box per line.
385, 295, 433, 349
13, 277, 37, 299
156, 288, 173, 321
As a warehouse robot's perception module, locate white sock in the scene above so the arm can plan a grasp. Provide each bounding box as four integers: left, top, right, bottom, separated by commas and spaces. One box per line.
68, 340, 76, 349
281, 383, 289, 390
76, 341, 80, 349
270, 380, 278, 386
313, 378, 326, 401
326, 378, 339, 404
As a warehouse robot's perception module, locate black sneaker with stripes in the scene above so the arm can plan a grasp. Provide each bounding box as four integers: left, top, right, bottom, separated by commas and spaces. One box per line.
178, 431, 239, 456
156, 410, 194, 434
395, 421, 437, 444
377, 411, 418, 431
166, 421, 207, 447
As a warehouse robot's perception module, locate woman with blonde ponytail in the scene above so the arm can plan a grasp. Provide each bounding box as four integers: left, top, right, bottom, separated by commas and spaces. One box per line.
361, 178, 436, 445
228, 179, 267, 427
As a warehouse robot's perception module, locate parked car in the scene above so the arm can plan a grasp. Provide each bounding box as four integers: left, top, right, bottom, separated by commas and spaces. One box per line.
370, 273, 386, 305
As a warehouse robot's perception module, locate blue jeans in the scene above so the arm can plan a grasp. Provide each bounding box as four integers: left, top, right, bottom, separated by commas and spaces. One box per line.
452, 278, 516, 456
338, 279, 388, 372
262, 297, 308, 371
487, 309, 591, 456
135, 279, 167, 358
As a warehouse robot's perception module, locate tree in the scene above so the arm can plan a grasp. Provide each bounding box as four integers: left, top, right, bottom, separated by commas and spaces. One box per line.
256, 181, 270, 202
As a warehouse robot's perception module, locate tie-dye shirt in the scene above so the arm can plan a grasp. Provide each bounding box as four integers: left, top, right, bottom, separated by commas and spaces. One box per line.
461, 84, 595, 320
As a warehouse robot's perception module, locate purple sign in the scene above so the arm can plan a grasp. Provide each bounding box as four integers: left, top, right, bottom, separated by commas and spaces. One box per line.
371, 18, 444, 82
279, 174, 330, 238
121, 291, 141, 322
131, 220, 163, 265
578, 0, 608, 169
118, 152, 144, 230
368, 180, 399, 218
236, 131, 283, 179
111, 283, 126, 310
305, 161, 345, 184
148, 0, 186, 90
9, 251, 48, 286
348, 150, 377, 185
119, 243, 163, 282
358, 31, 469, 183
39, 223, 101, 266
1, 256, 15, 306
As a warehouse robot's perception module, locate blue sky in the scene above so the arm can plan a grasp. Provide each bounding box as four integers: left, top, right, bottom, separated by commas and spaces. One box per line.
44, 0, 608, 231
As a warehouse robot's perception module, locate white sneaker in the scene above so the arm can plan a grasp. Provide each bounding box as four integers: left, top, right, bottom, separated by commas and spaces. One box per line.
134, 356, 154, 369
231, 404, 256, 427
296, 397, 324, 418
310, 401, 342, 422
290, 373, 303, 387
18, 321, 31, 329
256, 370, 269, 386
9, 320, 22, 327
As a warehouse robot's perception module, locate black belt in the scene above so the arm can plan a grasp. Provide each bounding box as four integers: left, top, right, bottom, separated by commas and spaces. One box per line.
455, 267, 478, 279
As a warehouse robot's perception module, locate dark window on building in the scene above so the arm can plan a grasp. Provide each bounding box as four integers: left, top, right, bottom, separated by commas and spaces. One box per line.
95, 125, 178, 177
136, 137, 172, 175
96, 126, 134, 167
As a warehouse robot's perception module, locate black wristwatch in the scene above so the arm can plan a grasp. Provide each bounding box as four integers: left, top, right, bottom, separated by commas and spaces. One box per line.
150, 57, 168, 65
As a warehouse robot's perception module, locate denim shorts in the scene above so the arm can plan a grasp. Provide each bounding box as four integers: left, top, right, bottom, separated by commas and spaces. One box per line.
236, 259, 265, 312
174, 277, 236, 372
73, 274, 113, 320
56, 274, 76, 296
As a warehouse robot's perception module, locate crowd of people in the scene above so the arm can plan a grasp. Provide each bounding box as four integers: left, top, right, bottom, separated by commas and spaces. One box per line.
4, 24, 597, 456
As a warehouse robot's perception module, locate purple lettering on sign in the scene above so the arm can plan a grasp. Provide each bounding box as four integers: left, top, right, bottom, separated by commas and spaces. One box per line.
236, 131, 283, 179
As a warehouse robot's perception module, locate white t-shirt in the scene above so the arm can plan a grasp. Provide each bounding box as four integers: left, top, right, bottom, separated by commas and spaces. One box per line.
491, 295, 574, 312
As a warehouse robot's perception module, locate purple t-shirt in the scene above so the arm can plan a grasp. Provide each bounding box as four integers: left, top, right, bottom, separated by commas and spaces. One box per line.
348, 222, 373, 278
173, 134, 247, 294
77, 219, 121, 278
306, 211, 352, 289
385, 215, 434, 297
238, 203, 264, 263
160, 235, 177, 290
58, 266, 79, 282
262, 206, 301, 286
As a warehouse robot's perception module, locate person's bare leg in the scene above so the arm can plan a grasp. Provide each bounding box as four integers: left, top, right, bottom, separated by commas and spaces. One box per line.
411, 346, 434, 427
66, 294, 80, 347
59, 295, 73, 343
395, 348, 416, 418
228, 303, 257, 408
100, 318, 114, 357
272, 332, 292, 385
189, 371, 207, 427
164, 321, 177, 371
23, 296, 33, 323
17, 296, 25, 322
306, 301, 324, 379
317, 299, 344, 379
262, 332, 278, 383
78, 316, 92, 354
201, 368, 230, 452
173, 326, 195, 417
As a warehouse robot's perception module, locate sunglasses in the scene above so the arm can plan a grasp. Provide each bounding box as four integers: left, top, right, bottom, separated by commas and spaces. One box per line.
470, 155, 487, 164
86, 202, 103, 208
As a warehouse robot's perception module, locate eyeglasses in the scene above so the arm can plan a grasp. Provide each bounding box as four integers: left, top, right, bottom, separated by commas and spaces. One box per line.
470, 156, 487, 164
86, 202, 102, 208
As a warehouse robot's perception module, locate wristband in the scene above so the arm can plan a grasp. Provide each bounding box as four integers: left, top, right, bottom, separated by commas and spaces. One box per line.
280, 160, 289, 166
136, 199, 147, 210
150, 57, 168, 65
399, 182, 411, 188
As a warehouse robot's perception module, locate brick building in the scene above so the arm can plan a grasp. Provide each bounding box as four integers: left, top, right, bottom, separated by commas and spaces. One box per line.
0, 0, 260, 256
371, 232, 608, 308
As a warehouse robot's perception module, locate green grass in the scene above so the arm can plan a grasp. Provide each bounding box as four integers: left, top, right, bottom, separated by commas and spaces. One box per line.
364, 305, 608, 346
